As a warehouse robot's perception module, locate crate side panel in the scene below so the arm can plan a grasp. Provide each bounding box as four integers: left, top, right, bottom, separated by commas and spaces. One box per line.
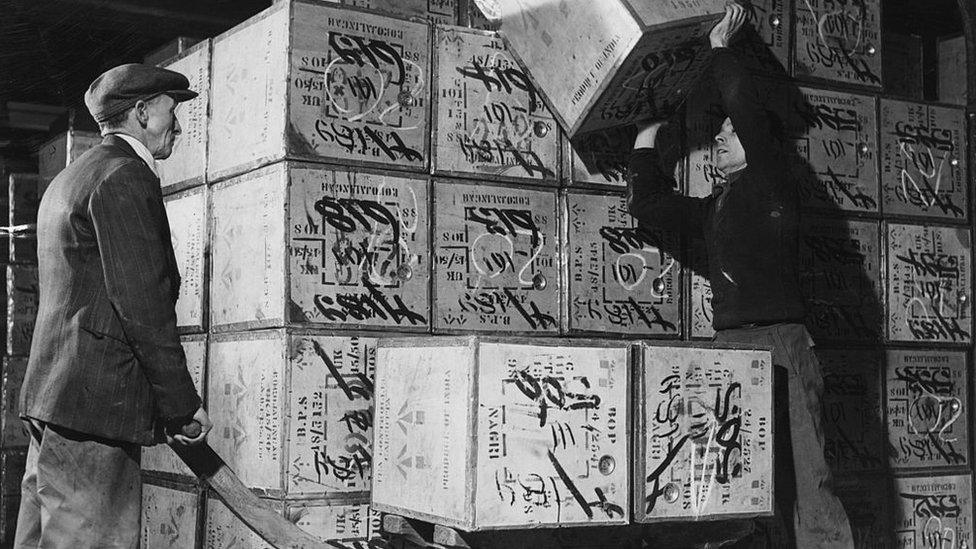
288, 168, 430, 329
158, 41, 211, 190
8, 173, 40, 263
328, 0, 458, 24
288, 501, 381, 544
894, 474, 972, 548
567, 126, 634, 187
433, 182, 559, 333
637, 345, 773, 522
817, 349, 885, 473
205, 496, 280, 548
165, 186, 207, 332
6, 265, 37, 357
473, 342, 630, 528
1, 358, 28, 450
792, 0, 882, 88
565, 192, 679, 335
140, 483, 199, 549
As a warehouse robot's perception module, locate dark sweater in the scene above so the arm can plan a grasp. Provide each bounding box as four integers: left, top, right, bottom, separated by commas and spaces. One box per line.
627, 48, 804, 331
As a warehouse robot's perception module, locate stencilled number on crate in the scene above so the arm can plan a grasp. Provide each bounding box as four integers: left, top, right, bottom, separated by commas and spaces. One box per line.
887, 350, 969, 469
794, 0, 881, 86
881, 100, 966, 220
887, 224, 971, 343
567, 194, 679, 334
437, 29, 557, 179
896, 476, 973, 549
291, 171, 429, 328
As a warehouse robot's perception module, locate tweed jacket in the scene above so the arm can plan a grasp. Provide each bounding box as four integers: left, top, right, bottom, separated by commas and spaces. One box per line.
20, 134, 200, 445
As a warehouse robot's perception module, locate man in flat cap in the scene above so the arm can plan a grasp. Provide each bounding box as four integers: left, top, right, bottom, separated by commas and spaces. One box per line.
15, 63, 212, 547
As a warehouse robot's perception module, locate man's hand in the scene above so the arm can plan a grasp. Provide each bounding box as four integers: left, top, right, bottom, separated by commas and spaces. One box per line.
168, 406, 212, 446
634, 120, 667, 149
709, 2, 746, 49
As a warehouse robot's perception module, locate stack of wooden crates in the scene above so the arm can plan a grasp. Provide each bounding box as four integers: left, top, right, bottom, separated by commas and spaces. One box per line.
93, 0, 973, 547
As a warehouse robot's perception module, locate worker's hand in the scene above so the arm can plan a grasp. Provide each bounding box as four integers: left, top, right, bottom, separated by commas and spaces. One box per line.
634, 120, 667, 149
168, 406, 212, 446
710, 2, 746, 49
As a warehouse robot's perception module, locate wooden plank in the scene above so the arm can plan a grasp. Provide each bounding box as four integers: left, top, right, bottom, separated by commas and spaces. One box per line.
816, 349, 885, 473
287, 167, 430, 330
286, 335, 376, 496
886, 349, 969, 470
432, 181, 559, 334
1, 357, 28, 450
140, 482, 201, 548
886, 224, 972, 344
6, 265, 37, 357
635, 344, 773, 522
207, 330, 287, 496
209, 164, 288, 331
433, 26, 559, 183
289, 2, 431, 172
789, 87, 880, 214
894, 474, 973, 548
880, 99, 968, 221
792, 0, 882, 88
7, 173, 41, 263
207, 4, 289, 181
938, 35, 967, 106
564, 191, 680, 336
164, 185, 208, 333
142, 335, 207, 479
798, 217, 882, 342
158, 39, 211, 193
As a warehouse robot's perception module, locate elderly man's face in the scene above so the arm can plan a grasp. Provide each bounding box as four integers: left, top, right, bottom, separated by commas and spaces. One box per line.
144, 94, 181, 160
713, 117, 746, 176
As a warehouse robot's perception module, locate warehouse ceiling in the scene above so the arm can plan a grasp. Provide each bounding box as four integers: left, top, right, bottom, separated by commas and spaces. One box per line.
0, 0, 969, 155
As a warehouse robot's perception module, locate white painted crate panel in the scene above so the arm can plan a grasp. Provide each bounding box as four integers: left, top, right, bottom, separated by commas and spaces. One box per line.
140, 483, 199, 549
894, 474, 973, 548
287, 501, 382, 543
789, 88, 879, 213
886, 224, 972, 344
880, 99, 968, 221
164, 186, 207, 332
565, 192, 680, 335
433, 27, 558, 182
433, 183, 559, 333
799, 217, 882, 342
792, 0, 882, 88
817, 349, 884, 473
158, 41, 210, 191
886, 349, 969, 470
636, 345, 773, 522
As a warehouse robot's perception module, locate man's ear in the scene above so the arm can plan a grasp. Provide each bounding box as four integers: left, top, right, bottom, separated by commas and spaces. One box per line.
134, 100, 149, 128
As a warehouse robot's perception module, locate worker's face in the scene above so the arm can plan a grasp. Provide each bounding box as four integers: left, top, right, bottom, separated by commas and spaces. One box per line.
713, 117, 746, 176
141, 94, 181, 160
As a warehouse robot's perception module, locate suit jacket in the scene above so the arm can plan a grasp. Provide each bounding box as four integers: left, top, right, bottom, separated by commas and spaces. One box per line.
20, 135, 200, 445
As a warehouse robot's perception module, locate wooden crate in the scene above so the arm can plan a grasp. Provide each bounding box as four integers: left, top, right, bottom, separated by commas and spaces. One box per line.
372, 337, 631, 529
894, 474, 973, 548
816, 349, 884, 473
791, 0, 882, 88
320, 0, 458, 24
432, 26, 559, 183
1, 357, 27, 451
286, 500, 382, 543
141, 335, 207, 480
0, 449, 25, 496
432, 180, 558, 334
37, 130, 100, 195
157, 39, 211, 194
886, 349, 969, 470
938, 35, 967, 106
879, 99, 968, 221
730, 0, 790, 75
480, 0, 724, 137
798, 216, 882, 342
140, 480, 202, 549
883, 32, 923, 100
143, 36, 203, 66
634, 343, 773, 522
6, 265, 37, 357
788, 87, 879, 214
834, 474, 893, 549
886, 224, 972, 344
205, 495, 283, 548
563, 126, 634, 188
7, 173, 40, 264
210, 162, 430, 332
688, 240, 713, 340
164, 185, 208, 333
208, 331, 379, 498
0, 493, 18, 546
207, 1, 431, 181
562, 190, 680, 336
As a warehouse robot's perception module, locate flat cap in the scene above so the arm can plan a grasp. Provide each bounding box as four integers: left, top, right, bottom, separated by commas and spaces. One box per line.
84, 63, 198, 123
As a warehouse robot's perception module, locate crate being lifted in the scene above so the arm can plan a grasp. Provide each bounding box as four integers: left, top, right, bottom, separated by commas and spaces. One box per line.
473, 0, 725, 139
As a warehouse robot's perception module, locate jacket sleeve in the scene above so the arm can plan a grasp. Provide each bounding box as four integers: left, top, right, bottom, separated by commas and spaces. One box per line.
627, 148, 710, 238
88, 163, 200, 422
708, 47, 781, 172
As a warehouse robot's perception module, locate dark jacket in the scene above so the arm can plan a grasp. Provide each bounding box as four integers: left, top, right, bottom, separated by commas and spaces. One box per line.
628, 48, 805, 330
20, 134, 200, 445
